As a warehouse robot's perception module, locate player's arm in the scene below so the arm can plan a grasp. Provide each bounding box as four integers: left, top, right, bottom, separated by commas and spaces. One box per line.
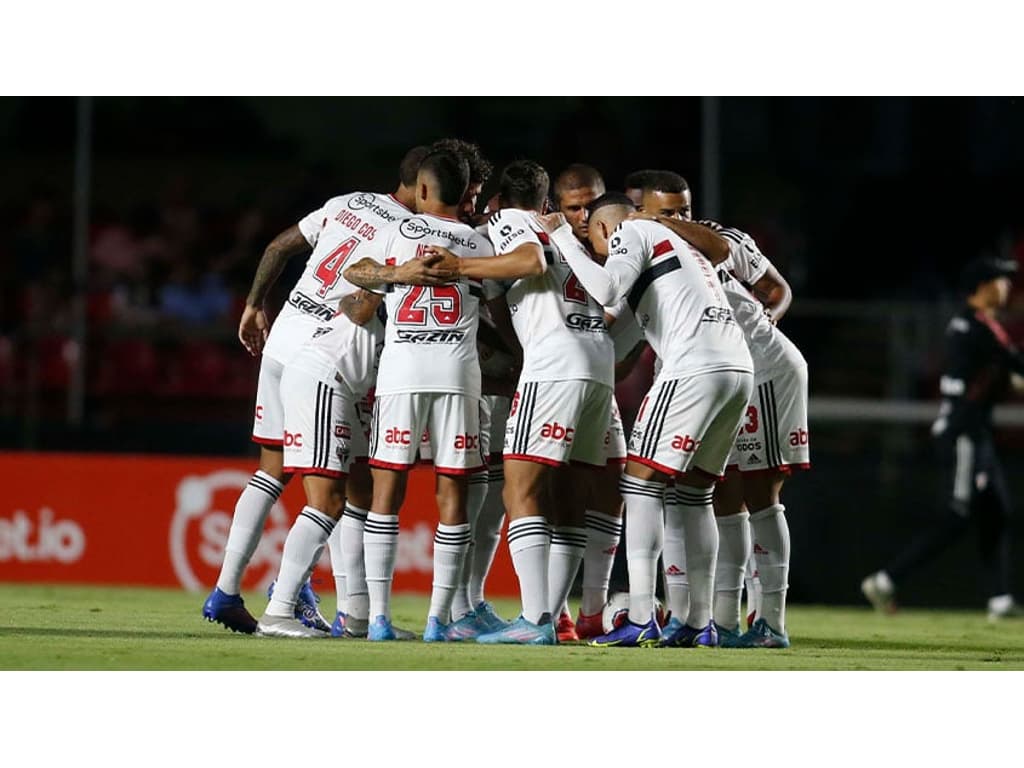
239, 224, 312, 355
748, 261, 793, 323
628, 211, 730, 265
336, 289, 384, 326
485, 296, 523, 364
343, 254, 455, 292
615, 340, 648, 382
540, 214, 641, 307
424, 243, 545, 281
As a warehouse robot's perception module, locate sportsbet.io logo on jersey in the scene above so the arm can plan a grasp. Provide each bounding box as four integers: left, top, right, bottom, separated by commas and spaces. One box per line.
347, 192, 400, 223
399, 217, 477, 248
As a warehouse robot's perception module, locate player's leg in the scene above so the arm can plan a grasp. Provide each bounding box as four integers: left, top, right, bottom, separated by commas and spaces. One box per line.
711, 469, 749, 646
333, 393, 375, 637
423, 393, 481, 641
468, 395, 511, 631
740, 469, 789, 645
973, 444, 1021, 619
364, 394, 417, 640
863, 433, 969, 612
575, 397, 626, 639
450, 397, 491, 630
259, 375, 351, 637
204, 355, 292, 633
549, 466, 587, 641
660, 370, 752, 648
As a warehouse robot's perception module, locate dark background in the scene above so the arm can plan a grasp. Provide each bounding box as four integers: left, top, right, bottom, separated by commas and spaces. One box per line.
1, 96, 1022, 607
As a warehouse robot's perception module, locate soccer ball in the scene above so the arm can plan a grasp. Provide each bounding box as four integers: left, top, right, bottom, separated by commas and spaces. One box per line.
602, 592, 667, 633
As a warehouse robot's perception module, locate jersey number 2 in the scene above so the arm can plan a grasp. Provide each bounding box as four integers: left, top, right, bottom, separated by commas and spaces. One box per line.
397, 285, 461, 326
313, 237, 360, 298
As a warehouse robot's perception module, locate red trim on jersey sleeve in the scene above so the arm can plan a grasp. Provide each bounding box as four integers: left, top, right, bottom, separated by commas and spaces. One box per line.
504, 453, 564, 468
433, 464, 488, 476
283, 466, 347, 480
536, 230, 550, 245
369, 458, 414, 471
252, 436, 284, 447
626, 453, 681, 477
652, 240, 674, 259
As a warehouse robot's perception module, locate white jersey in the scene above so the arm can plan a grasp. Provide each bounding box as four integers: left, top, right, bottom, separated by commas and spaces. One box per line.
286, 312, 385, 396
708, 223, 807, 376
486, 208, 613, 386
606, 299, 645, 364
369, 212, 494, 398
556, 219, 751, 380
263, 191, 410, 364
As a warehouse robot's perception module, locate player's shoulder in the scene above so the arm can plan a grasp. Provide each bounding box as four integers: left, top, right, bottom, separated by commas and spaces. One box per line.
698, 219, 751, 246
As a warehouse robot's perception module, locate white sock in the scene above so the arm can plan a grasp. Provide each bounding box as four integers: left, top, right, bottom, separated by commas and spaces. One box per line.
341, 504, 370, 621
266, 506, 336, 618
581, 510, 622, 616
429, 523, 472, 622
663, 500, 689, 623
749, 503, 790, 633
674, 485, 718, 629
328, 523, 346, 617
452, 474, 489, 620
469, 468, 505, 607
620, 475, 666, 624
364, 512, 399, 621
216, 471, 283, 595
507, 516, 551, 624
713, 511, 751, 631
548, 526, 586, 617
744, 555, 760, 625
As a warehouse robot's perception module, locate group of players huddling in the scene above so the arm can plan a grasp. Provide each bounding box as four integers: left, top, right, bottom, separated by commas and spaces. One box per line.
201, 138, 809, 648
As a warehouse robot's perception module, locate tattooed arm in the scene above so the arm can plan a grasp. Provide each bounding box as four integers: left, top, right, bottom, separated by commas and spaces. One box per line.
239, 225, 312, 355
337, 290, 384, 326
343, 254, 455, 292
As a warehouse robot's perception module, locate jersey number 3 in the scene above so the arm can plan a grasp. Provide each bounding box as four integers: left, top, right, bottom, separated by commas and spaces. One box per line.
313, 237, 360, 298
397, 285, 461, 326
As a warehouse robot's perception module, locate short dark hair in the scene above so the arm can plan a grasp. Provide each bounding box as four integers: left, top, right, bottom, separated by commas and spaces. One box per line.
646, 170, 689, 194
624, 169, 658, 190
431, 138, 493, 185
553, 163, 606, 202
587, 192, 636, 217
399, 145, 430, 187
499, 160, 550, 211
417, 149, 470, 206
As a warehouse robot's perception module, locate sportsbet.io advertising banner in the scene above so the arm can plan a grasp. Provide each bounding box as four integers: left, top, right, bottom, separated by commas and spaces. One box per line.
0, 452, 518, 595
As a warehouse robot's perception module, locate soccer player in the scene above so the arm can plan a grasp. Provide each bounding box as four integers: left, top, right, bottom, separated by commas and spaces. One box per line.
425, 159, 616, 644
554, 163, 606, 244
201, 146, 428, 634
254, 251, 453, 638
541, 193, 753, 648
862, 257, 1024, 620
343, 149, 493, 641
630, 170, 805, 648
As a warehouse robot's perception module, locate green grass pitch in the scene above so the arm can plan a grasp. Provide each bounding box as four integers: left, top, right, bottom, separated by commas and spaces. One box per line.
1, 583, 1022, 670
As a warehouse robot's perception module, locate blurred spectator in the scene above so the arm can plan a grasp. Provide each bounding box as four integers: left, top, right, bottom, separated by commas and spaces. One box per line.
158, 253, 232, 326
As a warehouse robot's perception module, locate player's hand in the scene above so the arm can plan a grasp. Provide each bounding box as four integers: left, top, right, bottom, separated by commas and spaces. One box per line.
396, 251, 458, 286
536, 212, 567, 233
628, 210, 659, 222
238, 304, 269, 356
421, 246, 461, 275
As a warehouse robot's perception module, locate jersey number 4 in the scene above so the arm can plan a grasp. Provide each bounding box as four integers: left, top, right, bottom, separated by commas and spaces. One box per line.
397, 285, 461, 326
313, 237, 360, 298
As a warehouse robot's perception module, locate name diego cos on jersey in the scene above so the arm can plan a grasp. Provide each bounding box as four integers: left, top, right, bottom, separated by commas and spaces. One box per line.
486, 208, 613, 386
367, 212, 494, 399
606, 219, 752, 380
262, 191, 411, 365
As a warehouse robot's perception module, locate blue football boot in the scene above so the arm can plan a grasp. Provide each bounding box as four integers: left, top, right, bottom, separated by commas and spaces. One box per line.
423, 616, 451, 643
445, 611, 485, 641
717, 623, 744, 648
368, 614, 397, 641
202, 587, 257, 634
588, 616, 662, 648
660, 620, 719, 648
474, 601, 511, 633
735, 618, 790, 648
477, 614, 556, 645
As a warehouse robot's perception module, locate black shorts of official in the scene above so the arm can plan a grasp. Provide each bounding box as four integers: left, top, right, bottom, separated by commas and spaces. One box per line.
934, 430, 1010, 520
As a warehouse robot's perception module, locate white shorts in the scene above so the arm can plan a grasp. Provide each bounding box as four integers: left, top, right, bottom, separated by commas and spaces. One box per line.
728, 363, 810, 473
370, 393, 485, 475
252, 355, 287, 445
503, 379, 613, 468
484, 394, 510, 464
628, 369, 753, 479
280, 366, 361, 478
417, 397, 492, 465
605, 397, 628, 464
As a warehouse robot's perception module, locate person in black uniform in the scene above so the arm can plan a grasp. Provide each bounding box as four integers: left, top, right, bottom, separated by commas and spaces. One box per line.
861, 256, 1024, 620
